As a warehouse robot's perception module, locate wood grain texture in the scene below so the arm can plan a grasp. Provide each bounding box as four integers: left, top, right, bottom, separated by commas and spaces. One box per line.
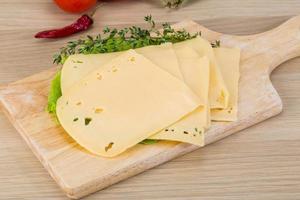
0, 1, 300, 200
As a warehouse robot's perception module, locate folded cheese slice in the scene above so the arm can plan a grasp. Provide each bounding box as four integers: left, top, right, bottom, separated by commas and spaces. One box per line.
56, 50, 201, 157
173, 37, 229, 109
135, 43, 183, 79
211, 47, 241, 121
61, 43, 182, 94
149, 47, 210, 145
174, 46, 210, 129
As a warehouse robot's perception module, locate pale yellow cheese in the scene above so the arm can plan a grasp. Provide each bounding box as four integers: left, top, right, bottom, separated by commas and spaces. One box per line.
173, 37, 229, 109
61, 43, 182, 94
56, 50, 201, 157
61, 52, 122, 94
149, 108, 205, 145
135, 43, 183, 79
150, 47, 210, 146
174, 47, 210, 129
211, 47, 241, 121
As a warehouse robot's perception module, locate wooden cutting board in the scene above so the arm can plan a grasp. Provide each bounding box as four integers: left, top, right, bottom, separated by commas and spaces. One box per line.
1, 15, 300, 199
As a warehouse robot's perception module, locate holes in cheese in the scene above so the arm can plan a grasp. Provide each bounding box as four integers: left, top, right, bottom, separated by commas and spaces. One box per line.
94, 108, 103, 113
149, 47, 210, 146
61, 43, 182, 94
96, 73, 102, 80
56, 50, 201, 157
211, 47, 241, 121
149, 109, 205, 146
173, 37, 229, 109
61, 52, 122, 94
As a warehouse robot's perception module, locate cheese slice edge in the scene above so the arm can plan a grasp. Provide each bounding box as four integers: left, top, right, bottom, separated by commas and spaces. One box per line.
211, 47, 241, 121
173, 37, 229, 109
150, 50, 210, 146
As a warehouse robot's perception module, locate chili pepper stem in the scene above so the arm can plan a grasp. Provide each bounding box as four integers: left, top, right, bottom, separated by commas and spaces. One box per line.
89, 3, 106, 18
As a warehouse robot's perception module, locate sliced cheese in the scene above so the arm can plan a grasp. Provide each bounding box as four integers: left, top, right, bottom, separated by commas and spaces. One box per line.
61, 43, 182, 94
149, 109, 205, 145
150, 48, 210, 146
56, 50, 201, 157
135, 43, 183, 79
174, 47, 210, 129
211, 47, 241, 121
173, 37, 229, 109
61, 52, 122, 94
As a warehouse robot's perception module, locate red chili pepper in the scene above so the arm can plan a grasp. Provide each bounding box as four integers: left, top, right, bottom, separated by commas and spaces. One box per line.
35, 14, 93, 39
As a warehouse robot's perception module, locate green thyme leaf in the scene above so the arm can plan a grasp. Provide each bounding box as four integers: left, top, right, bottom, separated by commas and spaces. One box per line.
162, 0, 186, 8
211, 40, 221, 48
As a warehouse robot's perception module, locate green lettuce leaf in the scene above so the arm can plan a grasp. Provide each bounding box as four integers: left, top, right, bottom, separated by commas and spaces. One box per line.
47, 70, 62, 114
139, 139, 158, 145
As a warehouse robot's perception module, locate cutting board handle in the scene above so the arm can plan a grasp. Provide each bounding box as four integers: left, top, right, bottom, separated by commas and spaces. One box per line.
235, 15, 300, 75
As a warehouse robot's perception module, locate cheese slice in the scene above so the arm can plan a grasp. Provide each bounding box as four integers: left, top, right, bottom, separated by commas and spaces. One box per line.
173, 37, 229, 109
211, 47, 241, 121
149, 48, 210, 146
61, 52, 122, 94
56, 50, 201, 157
135, 43, 183, 79
174, 47, 210, 129
61, 43, 182, 94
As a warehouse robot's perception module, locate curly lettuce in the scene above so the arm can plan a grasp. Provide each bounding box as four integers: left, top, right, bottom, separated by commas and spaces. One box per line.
47, 70, 62, 114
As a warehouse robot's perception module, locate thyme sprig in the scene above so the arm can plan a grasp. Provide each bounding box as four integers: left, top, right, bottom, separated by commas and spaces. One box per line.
53, 15, 199, 65
211, 40, 221, 48
162, 0, 186, 8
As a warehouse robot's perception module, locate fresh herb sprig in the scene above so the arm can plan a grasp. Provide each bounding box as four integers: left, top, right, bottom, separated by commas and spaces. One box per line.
53, 15, 199, 65
162, 0, 186, 8
211, 40, 221, 48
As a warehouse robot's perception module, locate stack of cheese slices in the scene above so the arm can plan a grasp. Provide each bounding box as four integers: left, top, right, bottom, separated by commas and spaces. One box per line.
56, 36, 241, 157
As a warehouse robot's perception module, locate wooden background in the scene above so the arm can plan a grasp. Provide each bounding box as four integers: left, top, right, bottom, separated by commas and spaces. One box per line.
0, 0, 300, 199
